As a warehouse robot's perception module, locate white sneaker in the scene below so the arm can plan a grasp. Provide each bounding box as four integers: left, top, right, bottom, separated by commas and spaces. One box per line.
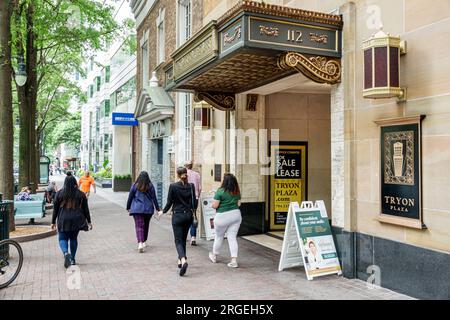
138, 243, 144, 253
143, 242, 147, 248
208, 252, 217, 263
227, 261, 238, 268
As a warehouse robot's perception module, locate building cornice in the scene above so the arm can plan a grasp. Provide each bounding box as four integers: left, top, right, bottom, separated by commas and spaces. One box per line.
218, 0, 343, 28
130, 0, 158, 28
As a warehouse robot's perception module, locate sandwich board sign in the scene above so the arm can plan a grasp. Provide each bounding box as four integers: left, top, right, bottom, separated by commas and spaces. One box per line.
200, 192, 217, 241
278, 201, 342, 280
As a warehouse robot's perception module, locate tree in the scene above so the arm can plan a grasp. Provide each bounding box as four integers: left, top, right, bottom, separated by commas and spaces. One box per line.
0, 0, 15, 231
46, 112, 82, 151
11, 0, 120, 191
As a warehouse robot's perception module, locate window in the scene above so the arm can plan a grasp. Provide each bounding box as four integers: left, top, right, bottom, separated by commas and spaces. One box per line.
96, 76, 101, 92
179, 93, 192, 162
90, 57, 94, 71
104, 134, 109, 151
105, 66, 110, 83
141, 41, 149, 87
104, 100, 110, 117
157, 139, 163, 165
89, 85, 94, 98
178, 0, 192, 46
156, 9, 165, 65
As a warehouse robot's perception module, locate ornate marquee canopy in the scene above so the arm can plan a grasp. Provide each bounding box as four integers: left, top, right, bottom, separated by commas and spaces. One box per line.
164, 0, 343, 110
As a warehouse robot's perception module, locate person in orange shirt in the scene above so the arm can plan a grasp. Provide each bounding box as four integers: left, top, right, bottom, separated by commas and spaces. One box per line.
78, 171, 96, 198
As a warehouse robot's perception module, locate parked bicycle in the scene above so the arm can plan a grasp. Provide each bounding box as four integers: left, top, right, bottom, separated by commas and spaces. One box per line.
0, 239, 23, 289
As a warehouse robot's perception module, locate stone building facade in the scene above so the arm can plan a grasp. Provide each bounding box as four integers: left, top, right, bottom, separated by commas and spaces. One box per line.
155, 0, 450, 299
131, 0, 204, 206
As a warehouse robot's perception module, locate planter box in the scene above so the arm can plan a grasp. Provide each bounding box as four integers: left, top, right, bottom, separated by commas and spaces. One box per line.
113, 178, 132, 192
94, 178, 112, 188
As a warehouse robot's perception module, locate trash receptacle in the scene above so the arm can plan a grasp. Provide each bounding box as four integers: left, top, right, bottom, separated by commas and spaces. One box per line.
0, 200, 13, 259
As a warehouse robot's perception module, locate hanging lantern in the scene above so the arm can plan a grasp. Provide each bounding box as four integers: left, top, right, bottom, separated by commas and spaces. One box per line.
362, 28, 406, 100
194, 103, 211, 129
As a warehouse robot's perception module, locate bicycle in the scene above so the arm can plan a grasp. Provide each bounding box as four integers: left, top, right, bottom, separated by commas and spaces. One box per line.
0, 239, 23, 289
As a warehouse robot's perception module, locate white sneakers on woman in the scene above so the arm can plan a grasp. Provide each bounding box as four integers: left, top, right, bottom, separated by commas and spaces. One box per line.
209, 252, 238, 268
208, 252, 217, 263
138, 242, 145, 253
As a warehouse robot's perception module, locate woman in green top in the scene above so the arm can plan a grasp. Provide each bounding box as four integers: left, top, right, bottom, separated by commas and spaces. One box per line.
209, 173, 242, 268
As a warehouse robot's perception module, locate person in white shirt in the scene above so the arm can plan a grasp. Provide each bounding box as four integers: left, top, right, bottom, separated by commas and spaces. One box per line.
185, 161, 201, 246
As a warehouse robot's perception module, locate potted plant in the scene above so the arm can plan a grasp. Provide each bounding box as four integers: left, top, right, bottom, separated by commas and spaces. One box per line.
113, 174, 132, 192
93, 167, 112, 188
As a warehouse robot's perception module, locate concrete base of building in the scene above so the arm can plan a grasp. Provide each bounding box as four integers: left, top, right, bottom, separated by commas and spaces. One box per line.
332, 226, 450, 300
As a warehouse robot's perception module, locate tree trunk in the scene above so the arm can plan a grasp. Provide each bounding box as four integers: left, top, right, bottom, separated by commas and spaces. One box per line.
27, 3, 38, 192
0, 0, 16, 232
18, 85, 30, 189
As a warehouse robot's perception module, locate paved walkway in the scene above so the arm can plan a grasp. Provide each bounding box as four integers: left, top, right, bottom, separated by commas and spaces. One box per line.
1, 176, 413, 300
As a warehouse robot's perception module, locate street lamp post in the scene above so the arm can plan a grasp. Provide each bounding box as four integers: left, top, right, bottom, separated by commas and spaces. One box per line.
14, 55, 27, 87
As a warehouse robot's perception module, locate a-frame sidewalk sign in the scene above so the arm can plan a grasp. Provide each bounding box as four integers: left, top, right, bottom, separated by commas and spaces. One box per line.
278, 201, 342, 280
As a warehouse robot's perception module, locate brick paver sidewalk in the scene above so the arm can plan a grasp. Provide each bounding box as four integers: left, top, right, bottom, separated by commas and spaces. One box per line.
0, 181, 413, 300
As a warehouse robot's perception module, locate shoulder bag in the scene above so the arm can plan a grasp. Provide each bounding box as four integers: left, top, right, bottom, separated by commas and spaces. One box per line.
190, 184, 198, 227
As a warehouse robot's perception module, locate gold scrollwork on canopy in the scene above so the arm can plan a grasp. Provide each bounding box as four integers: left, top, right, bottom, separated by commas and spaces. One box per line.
194, 92, 236, 111
278, 52, 341, 84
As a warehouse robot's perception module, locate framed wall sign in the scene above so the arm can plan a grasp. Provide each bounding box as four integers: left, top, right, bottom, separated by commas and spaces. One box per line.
269, 142, 307, 231
374, 115, 426, 229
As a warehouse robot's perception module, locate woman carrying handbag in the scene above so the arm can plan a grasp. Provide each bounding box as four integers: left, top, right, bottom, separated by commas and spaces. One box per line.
127, 171, 162, 253
51, 175, 92, 268
158, 167, 198, 276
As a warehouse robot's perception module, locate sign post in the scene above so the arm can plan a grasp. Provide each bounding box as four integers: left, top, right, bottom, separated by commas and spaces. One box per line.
279, 201, 341, 280
200, 192, 217, 241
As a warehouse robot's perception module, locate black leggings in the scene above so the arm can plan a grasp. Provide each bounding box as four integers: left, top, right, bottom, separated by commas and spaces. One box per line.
172, 212, 193, 260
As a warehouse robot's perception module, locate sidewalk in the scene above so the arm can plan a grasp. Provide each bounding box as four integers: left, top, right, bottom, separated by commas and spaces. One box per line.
1, 185, 414, 300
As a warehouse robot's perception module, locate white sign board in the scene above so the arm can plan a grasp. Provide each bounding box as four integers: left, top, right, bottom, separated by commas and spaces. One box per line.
200, 192, 217, 241
279, 201, 341, 280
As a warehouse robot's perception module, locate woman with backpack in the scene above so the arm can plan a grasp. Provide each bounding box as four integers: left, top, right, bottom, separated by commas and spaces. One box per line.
51, 175, 92, 268
126, 171, 162, 253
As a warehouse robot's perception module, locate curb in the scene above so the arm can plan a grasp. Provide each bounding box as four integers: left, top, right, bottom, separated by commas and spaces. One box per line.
11, 227, 57, 243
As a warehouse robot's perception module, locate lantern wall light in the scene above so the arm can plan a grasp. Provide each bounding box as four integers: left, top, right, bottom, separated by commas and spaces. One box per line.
362, 28, 407, 102
14, 55, 27, 87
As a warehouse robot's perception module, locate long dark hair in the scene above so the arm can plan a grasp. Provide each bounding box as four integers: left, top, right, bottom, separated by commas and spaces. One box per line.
61, 176, 82, 209
135, 171, 152, 192
221, 173, 240, 196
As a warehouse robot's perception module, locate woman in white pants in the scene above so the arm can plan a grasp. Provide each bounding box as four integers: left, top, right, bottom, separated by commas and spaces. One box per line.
209, 173, 242, 268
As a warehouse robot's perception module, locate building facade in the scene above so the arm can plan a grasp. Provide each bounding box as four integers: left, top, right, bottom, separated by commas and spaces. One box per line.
131, 0, 204, 206
132, 0, 450, 299
80, 1, 136, 185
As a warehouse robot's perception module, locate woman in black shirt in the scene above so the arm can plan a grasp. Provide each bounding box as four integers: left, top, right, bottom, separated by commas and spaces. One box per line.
51, 176, 92, 268
159, 167, 198, 276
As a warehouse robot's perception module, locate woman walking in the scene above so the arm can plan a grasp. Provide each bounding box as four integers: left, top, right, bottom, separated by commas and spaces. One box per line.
126, 171, 162, 253
51, 176, 92, 268
208, 173, 242, 268
159, 167, 198, 276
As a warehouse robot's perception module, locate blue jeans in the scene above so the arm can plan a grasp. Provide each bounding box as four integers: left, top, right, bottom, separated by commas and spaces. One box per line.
58, 231, 80, 259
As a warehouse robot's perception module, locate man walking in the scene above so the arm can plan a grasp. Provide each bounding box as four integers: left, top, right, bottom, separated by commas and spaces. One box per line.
185, 160, 201, 245
78, 171, 96, 198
